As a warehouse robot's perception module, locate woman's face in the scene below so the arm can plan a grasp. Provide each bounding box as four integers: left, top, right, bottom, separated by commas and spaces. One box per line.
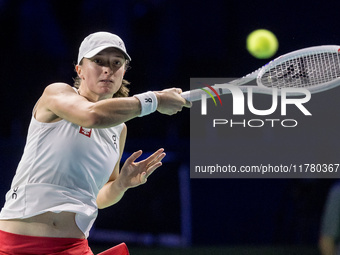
76, 48, 127, 101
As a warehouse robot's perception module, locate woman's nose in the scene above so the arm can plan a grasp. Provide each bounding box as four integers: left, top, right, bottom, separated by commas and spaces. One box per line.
104, 66, 113, 74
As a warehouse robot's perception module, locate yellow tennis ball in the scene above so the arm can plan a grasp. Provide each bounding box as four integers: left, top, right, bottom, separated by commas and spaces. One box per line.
246, 29, 278, 59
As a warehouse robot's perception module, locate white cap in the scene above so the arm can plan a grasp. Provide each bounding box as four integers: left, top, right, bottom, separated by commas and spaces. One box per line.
77, 32, 131, 64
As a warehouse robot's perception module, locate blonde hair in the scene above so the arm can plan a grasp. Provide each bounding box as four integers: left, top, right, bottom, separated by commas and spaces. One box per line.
73, 60, 130, 98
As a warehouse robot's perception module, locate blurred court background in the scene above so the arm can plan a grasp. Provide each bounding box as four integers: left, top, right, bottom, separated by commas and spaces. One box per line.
0, 0, 339, 254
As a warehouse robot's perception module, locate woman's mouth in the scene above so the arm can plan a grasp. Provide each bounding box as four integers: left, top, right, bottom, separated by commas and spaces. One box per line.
100, 79, 113, 83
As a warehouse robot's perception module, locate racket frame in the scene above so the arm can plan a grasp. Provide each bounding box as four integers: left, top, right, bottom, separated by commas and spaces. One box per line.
182, 45, 340, 101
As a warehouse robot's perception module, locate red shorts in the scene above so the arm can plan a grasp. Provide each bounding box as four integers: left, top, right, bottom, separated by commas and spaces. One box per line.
0, 230, 129, 255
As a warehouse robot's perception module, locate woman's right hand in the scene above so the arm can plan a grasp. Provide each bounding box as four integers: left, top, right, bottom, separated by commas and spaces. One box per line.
155, 88, 192, 115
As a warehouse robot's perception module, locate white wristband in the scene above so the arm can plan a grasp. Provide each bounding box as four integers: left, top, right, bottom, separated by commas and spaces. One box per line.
134, 91, 158, 117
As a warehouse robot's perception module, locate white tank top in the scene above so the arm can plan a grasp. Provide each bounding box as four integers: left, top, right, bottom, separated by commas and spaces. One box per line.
0, 105, 124, 238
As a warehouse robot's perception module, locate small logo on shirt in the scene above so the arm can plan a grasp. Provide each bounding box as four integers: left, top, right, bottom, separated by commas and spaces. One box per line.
12, 187, 18, 199
79, 127, 92, 138
112, 134, 117, 149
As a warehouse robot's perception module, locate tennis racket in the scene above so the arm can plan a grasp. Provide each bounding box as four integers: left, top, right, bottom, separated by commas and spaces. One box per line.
181, 45, 340, 101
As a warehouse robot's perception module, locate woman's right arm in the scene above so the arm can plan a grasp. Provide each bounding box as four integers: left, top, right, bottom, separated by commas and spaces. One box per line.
35, 83, 190, 128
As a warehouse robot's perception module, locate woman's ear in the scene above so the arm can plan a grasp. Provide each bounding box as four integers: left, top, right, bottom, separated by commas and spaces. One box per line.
76, 65, 84, 80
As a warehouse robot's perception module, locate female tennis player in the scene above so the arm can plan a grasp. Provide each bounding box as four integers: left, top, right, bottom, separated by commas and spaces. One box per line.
0, 32, 191, 254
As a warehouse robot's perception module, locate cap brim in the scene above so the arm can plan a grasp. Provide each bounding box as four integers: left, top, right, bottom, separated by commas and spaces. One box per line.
82, 45, 131, 62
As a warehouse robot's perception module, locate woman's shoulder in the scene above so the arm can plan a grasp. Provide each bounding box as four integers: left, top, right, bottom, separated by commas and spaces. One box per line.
43, 83, 74, 93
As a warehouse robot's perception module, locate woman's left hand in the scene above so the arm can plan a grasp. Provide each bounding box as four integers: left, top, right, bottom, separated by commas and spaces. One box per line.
117, 148, 166, 189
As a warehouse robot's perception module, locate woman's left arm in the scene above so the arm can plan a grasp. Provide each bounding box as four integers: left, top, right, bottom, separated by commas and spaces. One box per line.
96, 124, 127, 209
96, 124, 166, 209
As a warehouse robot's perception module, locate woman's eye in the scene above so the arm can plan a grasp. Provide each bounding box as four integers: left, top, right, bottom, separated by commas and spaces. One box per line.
114, 61, 122, 66
93, 59, 103, 65
92, 58, 124, 68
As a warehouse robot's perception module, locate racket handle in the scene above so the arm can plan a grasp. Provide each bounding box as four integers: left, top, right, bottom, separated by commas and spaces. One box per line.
181, 89, 205, 102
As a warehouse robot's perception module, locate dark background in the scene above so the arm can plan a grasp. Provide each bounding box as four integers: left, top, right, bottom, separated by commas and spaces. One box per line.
0, 0, 339, 250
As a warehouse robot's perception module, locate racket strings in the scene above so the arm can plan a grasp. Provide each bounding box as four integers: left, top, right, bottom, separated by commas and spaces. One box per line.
260, 52, 340, 88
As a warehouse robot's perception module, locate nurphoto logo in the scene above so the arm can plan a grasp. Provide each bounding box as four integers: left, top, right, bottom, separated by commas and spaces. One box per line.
200, 84, 312, 128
